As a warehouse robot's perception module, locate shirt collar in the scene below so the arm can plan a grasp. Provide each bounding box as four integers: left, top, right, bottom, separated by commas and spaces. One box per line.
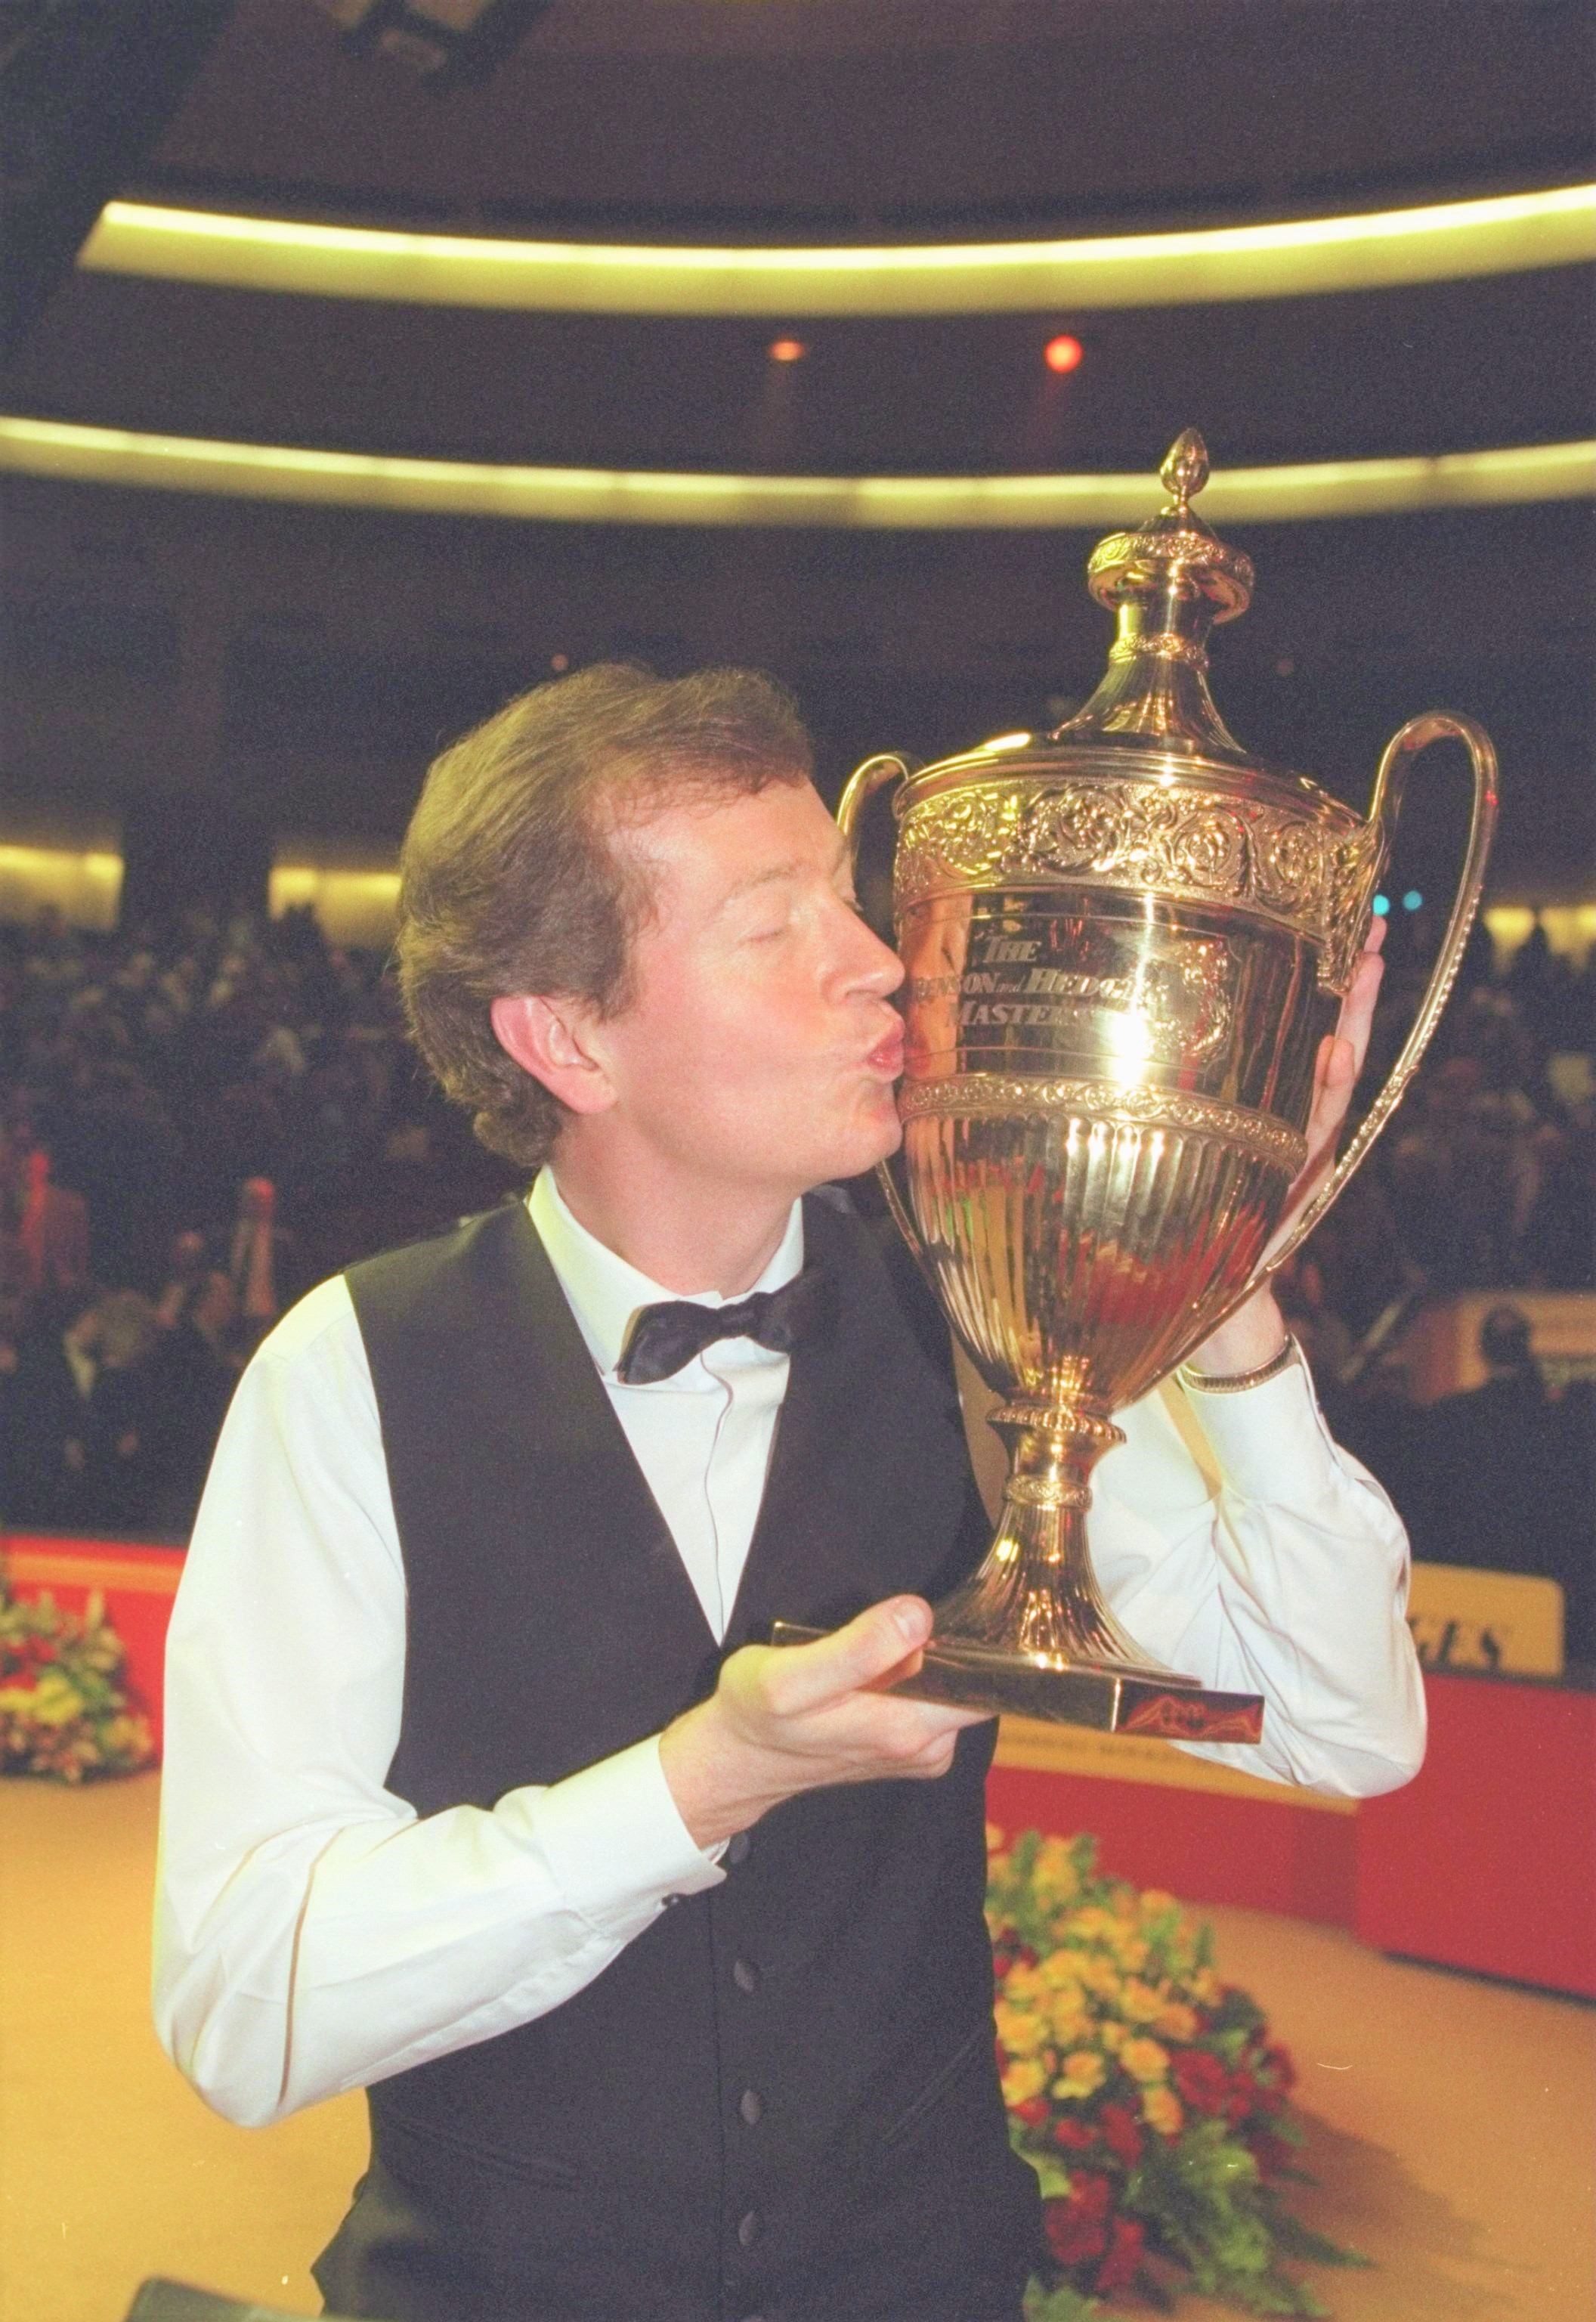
527, 1169, 805, 1382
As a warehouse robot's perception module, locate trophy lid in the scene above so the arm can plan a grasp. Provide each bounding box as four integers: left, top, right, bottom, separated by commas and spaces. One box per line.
1051, 429, 1257, 766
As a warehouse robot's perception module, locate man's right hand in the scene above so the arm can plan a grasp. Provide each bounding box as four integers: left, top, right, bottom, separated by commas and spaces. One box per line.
657, 1596, 989, 1852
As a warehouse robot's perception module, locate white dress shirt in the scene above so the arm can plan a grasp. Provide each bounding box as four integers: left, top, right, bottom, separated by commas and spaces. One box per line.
153, 1175, 1424, 2130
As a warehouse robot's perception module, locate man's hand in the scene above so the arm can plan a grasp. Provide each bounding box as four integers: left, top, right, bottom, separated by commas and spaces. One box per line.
1188, 914, 1386, 1375
658, 1596, 989, 1851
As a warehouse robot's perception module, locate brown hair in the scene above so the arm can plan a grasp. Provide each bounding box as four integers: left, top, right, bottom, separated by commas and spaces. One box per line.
395, 661, 812, 1167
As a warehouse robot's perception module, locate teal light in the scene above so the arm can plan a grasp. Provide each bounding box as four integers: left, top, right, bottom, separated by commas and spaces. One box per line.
1372, 895, 1392, 916
1402, 890, 1424, 912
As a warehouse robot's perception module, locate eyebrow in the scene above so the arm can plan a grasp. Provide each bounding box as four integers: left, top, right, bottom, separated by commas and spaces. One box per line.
714, 837, 852, 912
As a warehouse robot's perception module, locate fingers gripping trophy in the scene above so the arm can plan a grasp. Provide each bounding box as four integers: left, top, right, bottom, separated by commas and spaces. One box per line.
775, 431, 1498, 1742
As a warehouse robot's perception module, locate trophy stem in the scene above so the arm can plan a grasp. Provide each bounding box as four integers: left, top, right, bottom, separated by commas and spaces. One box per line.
772, 1393, 1266, 1738
902, 1398, 1265, 1738
935, 1400, 1148, 1670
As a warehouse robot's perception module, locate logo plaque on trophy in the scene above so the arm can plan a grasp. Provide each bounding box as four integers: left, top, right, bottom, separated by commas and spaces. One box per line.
774, 431, 1498, 1742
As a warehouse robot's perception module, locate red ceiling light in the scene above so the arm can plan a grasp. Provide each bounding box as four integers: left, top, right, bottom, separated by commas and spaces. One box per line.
1044, 333, 1084, 373
768, 336, 807, 363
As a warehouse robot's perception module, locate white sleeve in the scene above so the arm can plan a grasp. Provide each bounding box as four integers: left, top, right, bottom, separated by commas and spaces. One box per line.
1088, 1356, 1426, 1797
152, 1277, 723, 2131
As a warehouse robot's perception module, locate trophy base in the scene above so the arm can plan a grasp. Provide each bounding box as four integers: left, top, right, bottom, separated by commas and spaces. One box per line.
769, 1623, 1264, 1743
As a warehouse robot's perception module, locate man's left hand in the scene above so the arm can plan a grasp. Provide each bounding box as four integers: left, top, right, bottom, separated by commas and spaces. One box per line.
1187, 914, 1386, 1376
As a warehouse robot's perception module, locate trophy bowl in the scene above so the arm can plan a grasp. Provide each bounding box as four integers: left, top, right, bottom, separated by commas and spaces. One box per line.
774, 431, 1498, 1739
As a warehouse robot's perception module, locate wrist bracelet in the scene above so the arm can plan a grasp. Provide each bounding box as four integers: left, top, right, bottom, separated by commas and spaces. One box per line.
1177, 1333, 1299, 1395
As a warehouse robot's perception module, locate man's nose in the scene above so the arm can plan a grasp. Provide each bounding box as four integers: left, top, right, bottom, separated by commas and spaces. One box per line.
843, 909, 905, 998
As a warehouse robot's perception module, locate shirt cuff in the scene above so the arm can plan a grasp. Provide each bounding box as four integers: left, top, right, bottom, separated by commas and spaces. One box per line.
509, 1734, 726, 1932
1177, 1353, 1343, 1503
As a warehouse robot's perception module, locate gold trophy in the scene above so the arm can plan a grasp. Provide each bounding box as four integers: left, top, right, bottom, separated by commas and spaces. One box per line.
775, 431, 1497, 1741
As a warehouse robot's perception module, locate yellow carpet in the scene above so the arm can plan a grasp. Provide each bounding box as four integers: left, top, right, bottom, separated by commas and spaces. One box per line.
1, 1772, 1591, 2322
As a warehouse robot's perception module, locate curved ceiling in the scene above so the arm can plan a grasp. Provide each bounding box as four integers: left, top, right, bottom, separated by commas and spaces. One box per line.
141, 0, 1595, 234
1, 0, 1591, 890
0, 0, 1587, 487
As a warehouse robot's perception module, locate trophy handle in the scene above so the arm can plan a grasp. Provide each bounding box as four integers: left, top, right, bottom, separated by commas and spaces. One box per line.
835, 750, 933, 1280
1245, 709, 1500, 1294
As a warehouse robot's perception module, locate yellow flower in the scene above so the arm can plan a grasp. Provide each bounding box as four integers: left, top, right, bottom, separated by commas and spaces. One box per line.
1048, 1994, 1089, 2046
985, 1822, 1007, 1853
1096, 2019, 1127, 2055
1005, 1961, 1047, 2005
27, 1670, 84, 1726
994, 2001, 1049, 2057
1118, 1977, 1165, 2024
1119, 2037, 1171, 2085
1069, 1906, 1120, 1943
1142, 2085, 1185, 2138
1138, 1889, 1177, 1919
1189, 1968, 1221, 2006
1032, 1837, 1080, 1899
1001, 2057, 1047, 2107
1053, 2050, 1107, 2102
1155, 2001, 1200, 2043
1040, 1949, 1084, 1992
1075, 1954, 1122, 2000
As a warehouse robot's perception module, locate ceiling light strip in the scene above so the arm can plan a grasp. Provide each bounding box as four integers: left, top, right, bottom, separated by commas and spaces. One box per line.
78, 186, 1596, 316
0, 417, 1588, 527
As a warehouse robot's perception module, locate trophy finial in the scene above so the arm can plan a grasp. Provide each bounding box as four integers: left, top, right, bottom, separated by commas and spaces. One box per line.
1057, 426, 1254, 760
1159, 429, 1209, 513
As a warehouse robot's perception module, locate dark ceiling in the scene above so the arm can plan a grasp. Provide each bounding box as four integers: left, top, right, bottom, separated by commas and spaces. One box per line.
135, 0, 1596, 234
0, 0, 1591, 896
5, 0, 1594, 475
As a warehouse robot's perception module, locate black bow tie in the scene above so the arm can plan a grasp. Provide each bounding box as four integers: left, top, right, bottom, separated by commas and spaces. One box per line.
615, 1268, 836, 1386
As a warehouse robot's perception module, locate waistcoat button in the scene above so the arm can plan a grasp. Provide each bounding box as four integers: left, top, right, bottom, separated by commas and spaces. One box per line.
738, 2088, 763, 2125
733, 1956, 759, 1993
727, 1831, 752, 1865
737, 2209, 761, 2248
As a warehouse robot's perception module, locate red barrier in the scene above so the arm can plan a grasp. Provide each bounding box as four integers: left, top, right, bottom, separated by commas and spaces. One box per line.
985, 1763, 1359, 1926
1356, 1670, 1596, 1997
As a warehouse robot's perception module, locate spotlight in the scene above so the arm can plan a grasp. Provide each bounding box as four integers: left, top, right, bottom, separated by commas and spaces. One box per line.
1403, 890, 1424, 912
1372, 894, 1392, 917
768, 336, 807, 364
1044, 334, 1084, 374
549, 652, 569, 671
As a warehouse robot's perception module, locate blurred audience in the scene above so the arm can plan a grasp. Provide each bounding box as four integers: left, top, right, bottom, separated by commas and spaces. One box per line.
1, 895, 517, 1540
0, 890, 1589, 1636
1398, 1305, 1594, 1663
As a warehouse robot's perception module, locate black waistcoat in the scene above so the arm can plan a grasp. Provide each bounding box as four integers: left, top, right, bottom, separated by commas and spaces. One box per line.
314, 1193, 1039, 2322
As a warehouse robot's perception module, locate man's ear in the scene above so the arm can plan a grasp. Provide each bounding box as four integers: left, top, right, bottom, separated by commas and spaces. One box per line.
489, 994, 617, 1118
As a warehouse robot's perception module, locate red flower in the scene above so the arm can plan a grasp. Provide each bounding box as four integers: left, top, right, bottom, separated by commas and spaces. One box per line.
1224, 2077, 1258, 2124
1094, 2214, 1146, 2294
1171, 2047, 1231, 2116
1052, 2118, 1096, 2152
1043, 2173, 1112, 2266
1013, 2097, 1050, 2127
1098, 2101, 1144, 2169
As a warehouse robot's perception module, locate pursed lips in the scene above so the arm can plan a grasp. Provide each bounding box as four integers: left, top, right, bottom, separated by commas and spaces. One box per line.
863, 1021, 906, 1076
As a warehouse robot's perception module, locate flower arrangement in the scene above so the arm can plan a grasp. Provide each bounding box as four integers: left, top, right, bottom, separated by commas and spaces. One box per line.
0, 1582, 155, 1782
988, 1828, 1363, 2318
